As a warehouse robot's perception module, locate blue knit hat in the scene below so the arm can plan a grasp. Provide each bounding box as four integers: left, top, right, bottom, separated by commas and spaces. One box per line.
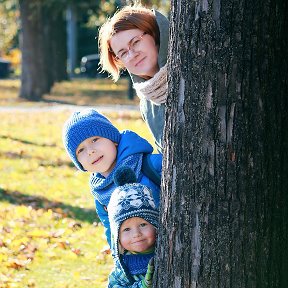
108, 167, 159, 257
62, 108, 121, 171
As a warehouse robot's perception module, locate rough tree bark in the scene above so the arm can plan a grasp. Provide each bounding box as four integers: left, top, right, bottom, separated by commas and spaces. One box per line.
155, 0, 288, 287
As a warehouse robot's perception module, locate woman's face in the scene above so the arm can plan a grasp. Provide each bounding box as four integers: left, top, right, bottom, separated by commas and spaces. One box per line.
110, 29, 159, 79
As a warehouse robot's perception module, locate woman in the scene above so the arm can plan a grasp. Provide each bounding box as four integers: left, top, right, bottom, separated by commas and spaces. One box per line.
98, 5, 169, 152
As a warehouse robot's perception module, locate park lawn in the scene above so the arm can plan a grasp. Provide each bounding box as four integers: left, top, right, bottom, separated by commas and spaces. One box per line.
0, 78, 139, 107
0, 81, 154, 287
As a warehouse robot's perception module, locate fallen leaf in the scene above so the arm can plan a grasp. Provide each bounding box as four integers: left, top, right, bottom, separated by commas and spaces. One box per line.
57, 241, 70, 250
51, 229, 65, 238
0, 239, 6, 247
68, 221, 82, 231
100, 246, 111, 255
7, 258, 31, 269
71, 248, 82, 256
27, 229, 50, 238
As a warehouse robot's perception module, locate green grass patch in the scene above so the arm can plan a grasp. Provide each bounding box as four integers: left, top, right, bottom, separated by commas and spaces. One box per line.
0, 80, 155, 287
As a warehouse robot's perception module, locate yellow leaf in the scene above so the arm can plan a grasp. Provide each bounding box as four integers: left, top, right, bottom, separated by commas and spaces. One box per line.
73, 271, 80, 279
14, 206, 31, 218
27, 229, 50, 238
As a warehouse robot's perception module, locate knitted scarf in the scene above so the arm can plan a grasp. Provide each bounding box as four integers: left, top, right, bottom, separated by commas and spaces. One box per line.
122, 251, 154, 275
133, 64, 168, 106
89, 154, 143, 205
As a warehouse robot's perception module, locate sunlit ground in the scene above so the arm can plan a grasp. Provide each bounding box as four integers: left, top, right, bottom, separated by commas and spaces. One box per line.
0, 78, 155, 287
0, 78, 139, 107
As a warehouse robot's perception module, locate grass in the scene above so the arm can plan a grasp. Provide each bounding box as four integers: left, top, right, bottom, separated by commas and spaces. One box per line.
0, 78, 154, 287
0, 78, 139, 107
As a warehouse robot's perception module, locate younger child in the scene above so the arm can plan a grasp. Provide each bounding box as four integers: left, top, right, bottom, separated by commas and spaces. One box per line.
62, 108, 162, 248
107, 166, 158, 287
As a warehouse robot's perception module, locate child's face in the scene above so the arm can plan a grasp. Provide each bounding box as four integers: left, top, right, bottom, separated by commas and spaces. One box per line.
76, 136, 117, 176
119, 217, 156, 253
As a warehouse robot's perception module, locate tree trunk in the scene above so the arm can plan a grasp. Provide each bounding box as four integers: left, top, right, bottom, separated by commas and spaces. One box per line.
19, 0, 67, 101
19, 0, 49, 100
51, 10, 68, 82
155, 0, 288, 287
42, 6, 68, 85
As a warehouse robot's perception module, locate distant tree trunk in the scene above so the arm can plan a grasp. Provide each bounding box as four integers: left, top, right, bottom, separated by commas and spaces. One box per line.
19, 0, 49, 100
19, 0, 67, 101
44, 6, 68, 84
41, 7, 54, 92
66, 3, 77, 77
155, 0, 288, 287
51, 10, 68, 82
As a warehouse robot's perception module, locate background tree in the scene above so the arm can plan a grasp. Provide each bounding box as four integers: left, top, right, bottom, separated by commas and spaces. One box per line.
19, 0, 105, 100
0, 0, 19, 55
19, 0, 68, 100
9, 0, 169, 100
155, 0, 288, 287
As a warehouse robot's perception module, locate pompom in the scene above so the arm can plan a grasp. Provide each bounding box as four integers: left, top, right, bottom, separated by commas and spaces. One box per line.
114, 166, 137, 187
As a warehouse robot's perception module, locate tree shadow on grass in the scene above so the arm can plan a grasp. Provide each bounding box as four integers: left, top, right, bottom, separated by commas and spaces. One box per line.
0, 135, 56, 147
0, 143, 74, 168
0, 187, 99, 224
41, 98, 78, 106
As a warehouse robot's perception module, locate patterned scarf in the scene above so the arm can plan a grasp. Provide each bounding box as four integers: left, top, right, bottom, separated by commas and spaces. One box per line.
89, 153, 143, 205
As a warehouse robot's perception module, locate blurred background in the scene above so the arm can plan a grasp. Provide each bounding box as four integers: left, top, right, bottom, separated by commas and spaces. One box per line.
0, 0, 170, 101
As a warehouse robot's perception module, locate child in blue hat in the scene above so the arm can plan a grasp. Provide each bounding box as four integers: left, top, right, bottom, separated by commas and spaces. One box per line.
107, 167, 157, 287
62, 108, 162, 248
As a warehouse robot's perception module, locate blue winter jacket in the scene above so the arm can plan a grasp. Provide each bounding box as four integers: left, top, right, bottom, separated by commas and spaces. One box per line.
89, 130, 162, 247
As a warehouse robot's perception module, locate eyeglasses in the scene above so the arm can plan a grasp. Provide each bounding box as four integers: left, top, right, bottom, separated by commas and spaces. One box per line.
114, 32, 146, 62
